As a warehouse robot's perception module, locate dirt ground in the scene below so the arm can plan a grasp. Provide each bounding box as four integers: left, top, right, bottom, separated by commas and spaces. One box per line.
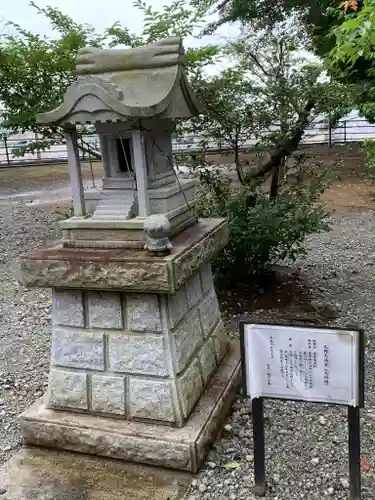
0, 162, 103, 193
321, 176, 375, 213
1, 159, 374, 217
0, 159, 373, 208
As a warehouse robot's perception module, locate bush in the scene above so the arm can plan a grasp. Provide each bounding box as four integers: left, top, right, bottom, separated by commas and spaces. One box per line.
362, 139, 375, 183
196, 156, 331, 287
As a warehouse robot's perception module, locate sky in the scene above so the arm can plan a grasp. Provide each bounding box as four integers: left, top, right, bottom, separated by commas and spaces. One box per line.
0, 0, 235, 46
2, 0, 153, 38
1, 0, 237, 76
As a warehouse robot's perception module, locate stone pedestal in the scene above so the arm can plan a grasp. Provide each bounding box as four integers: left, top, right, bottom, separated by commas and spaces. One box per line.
47, 263, 226, 426
17, 219, 241, 472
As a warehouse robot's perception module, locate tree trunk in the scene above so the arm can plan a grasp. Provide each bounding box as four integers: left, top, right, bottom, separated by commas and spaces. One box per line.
269, 165, 279, 199
57, 130, 102, 161
250, 99, 315, 180
269, 156, 286, 199
234, 141, 245, 185
78, 139, 101, 160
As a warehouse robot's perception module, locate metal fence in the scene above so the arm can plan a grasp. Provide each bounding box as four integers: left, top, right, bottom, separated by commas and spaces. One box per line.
0, 118, 374, 167
173, 119, 375, 153
0, 135, 100, 167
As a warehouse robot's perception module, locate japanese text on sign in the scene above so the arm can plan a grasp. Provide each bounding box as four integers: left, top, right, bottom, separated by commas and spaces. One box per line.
242, 324, 360, 406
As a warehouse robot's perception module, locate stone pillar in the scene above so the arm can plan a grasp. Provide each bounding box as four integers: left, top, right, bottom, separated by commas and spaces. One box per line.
64, 128, 86, 217
48, 263, 227, 427
18, 219, 240, 472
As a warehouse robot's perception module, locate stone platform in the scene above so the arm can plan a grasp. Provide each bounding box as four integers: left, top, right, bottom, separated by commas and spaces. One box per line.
18, 219, 228, 293
0, 447, 192, 500
20, 344, 240, 473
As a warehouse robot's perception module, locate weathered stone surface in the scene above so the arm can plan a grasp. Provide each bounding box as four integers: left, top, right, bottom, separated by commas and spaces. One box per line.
198, 338, 217, 385
129, 378, 175, 423
21, 343, 241, 472
185, 272, 202, 309
212, 321, 229, 364
48, 369, 88, 410
38, 37, 202, 124
51, 327, 105, 370
173, 310, 203, 373
61, 207, 198, 249
144, 214, 173, 253
166, 286, 187, 328
22, 417, 192, 471
173, 219, 229, 289
108, 333, 169, 376
18, 220, 228, 293
87, 291, 123, 329
0, 447, 193, 500
127, 294, 162, 332
52, 289, 84, 327
177, 359, 203, 419
91, 375, 126, 415
199, 291, 221, 338
19, 258, 172, 292
200, 262, 214, 295
194, 344, 241, 466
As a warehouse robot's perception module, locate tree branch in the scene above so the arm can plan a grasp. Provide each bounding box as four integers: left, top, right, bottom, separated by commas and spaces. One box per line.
247, 51, 272, 78
56, 130, 102, 160
249, 99, 315, 179
80, 139, 101, 160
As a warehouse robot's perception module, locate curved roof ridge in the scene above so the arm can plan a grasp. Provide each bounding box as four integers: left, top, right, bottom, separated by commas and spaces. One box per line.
36, 37, 202, 125
76, 37, 184, 75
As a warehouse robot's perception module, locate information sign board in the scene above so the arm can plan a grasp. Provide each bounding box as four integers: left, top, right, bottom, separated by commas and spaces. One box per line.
240, 321, 365, 500
242, 323, 362, 406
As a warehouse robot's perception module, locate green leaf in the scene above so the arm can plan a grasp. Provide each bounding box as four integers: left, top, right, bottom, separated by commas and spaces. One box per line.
221, 461, 243, 469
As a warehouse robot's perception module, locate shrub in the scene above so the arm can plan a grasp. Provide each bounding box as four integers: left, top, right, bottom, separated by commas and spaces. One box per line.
362, 139, 375, 183
196, 155, 331, 287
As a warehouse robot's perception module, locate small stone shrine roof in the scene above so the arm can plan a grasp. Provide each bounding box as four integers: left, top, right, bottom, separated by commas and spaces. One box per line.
36, 37, 202, 125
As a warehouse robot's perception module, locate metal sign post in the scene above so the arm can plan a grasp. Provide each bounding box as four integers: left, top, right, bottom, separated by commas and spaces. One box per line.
240, 321, 365, 500
252, 397, 266, 497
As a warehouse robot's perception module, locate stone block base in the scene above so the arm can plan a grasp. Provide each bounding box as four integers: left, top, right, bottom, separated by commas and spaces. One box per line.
18, 219, 229, 293
20, 343, 241, 473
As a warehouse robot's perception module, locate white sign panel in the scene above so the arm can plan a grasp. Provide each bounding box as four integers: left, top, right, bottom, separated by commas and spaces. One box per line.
242, 324, 361, 406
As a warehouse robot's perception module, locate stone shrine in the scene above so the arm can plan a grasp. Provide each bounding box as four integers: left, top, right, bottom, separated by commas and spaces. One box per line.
17, 37, 240, 472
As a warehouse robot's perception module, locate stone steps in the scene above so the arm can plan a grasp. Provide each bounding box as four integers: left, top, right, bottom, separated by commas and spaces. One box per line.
92, 190, 137, 219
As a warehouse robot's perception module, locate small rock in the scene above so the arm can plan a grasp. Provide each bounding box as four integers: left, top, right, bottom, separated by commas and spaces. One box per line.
340, 478, 350, 489
318, 415, 327, 425
311, 457, 320, 465
207, 461, 217, 469
224, 424, 232, 433
198, 483, 207, 493
191, 479, 198, 488
229, 494, 237, 500
327, 487, 335, 495
246, 455, 254, 463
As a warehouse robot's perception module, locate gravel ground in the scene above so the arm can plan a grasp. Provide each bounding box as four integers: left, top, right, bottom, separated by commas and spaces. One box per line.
0, 193, 375, 499
188, 212, 375, 500
0, 198, 60, 466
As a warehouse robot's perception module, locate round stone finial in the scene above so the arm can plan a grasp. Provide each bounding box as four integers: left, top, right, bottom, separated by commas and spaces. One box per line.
144, 214, 173, 254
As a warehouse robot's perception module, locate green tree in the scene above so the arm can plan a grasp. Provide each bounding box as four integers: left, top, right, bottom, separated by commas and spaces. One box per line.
184, 67, 272, 183
0, 1, 335, 283
196, 0, 375, 119
187, 21, 348, 195
0, 1, 218, 156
